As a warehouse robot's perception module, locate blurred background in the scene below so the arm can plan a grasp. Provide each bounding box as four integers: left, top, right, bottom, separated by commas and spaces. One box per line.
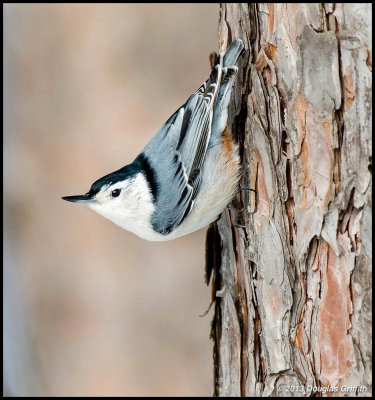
4, 4, 219, 396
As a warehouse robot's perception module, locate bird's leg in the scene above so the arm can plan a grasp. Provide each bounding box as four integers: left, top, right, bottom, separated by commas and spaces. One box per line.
229, 186, 258, 229
238, 186, 257, 214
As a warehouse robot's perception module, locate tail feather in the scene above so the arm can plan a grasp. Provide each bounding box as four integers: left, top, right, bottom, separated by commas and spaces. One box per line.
221, 66, 238, 81
209, 40, 244, 147
223, 39, 244, 68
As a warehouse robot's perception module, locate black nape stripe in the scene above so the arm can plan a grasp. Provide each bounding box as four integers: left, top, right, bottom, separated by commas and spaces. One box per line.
136, 153, 159, 201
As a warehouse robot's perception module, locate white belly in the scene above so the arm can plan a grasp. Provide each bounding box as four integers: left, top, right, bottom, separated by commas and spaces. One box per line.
159, 142, 240, 241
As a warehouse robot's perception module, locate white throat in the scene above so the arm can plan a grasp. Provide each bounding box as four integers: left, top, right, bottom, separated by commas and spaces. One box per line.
88, 173, 163, 240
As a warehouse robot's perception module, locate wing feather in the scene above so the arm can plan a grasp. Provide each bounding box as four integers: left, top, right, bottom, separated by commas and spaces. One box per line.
141, 54, 227, 235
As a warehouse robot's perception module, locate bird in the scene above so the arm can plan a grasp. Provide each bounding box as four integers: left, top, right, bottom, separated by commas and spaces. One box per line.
62, 39, 244, 241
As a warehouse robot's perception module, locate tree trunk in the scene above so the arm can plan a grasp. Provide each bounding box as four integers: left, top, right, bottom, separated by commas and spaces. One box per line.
206, 4, 372, 397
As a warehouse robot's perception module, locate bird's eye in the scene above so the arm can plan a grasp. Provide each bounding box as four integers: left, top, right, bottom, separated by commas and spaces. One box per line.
111, 189, 121, 198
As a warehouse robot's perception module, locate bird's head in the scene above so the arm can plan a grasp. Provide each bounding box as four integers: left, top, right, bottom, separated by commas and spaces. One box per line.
62, 156, 157, 237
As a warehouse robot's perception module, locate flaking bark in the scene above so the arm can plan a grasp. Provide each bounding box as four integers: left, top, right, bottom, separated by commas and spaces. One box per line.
206, 4, 372, 397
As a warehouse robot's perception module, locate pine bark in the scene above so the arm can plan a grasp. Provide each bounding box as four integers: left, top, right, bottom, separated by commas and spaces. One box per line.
206, 4, 372, 397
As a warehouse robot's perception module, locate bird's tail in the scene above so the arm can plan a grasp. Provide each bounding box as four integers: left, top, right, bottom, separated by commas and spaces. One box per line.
223, 39, 244, 68
209, 39, 244, 147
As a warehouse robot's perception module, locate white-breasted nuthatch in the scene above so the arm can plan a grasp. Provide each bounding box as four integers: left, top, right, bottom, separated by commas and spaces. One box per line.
63, 39, 244, 241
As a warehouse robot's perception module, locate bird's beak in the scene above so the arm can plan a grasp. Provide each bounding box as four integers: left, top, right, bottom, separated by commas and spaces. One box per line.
62, 193, 96, 204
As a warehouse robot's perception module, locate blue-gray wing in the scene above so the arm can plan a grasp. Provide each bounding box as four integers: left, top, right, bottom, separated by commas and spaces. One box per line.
142, 57, 223, 235
141, 40, 244, 235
